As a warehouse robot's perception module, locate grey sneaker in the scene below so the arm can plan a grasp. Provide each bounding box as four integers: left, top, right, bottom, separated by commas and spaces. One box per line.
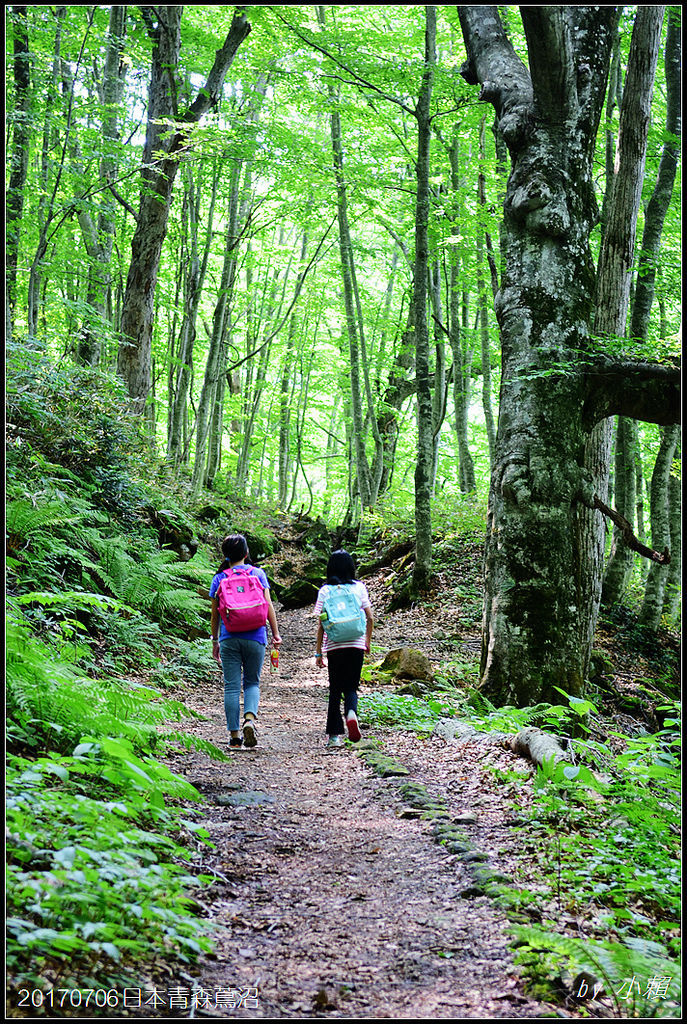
327, 735, 344, 749
243, 718, 258, 748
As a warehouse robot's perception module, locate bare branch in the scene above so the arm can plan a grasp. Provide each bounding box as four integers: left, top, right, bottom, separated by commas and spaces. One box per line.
593, 495, 670, 564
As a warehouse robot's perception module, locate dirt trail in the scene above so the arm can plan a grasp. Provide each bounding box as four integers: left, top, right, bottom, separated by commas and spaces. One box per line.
166, 604, 548, 1019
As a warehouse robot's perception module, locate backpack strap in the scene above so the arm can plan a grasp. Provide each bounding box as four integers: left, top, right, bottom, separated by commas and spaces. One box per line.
224, 564, 255, 578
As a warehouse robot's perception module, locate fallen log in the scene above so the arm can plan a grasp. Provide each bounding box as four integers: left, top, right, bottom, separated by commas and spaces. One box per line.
433, 719, 569, 768
507, 726, 569, 768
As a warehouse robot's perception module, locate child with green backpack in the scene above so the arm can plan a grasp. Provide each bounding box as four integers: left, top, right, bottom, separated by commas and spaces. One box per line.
314, 549, 373, 749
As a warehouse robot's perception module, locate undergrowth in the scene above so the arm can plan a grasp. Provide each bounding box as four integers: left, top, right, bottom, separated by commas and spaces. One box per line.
360, 665, 681, 1018
5, 342, 228, 1001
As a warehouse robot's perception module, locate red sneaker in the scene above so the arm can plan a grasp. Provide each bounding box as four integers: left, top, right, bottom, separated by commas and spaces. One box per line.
346, 710, 361, 743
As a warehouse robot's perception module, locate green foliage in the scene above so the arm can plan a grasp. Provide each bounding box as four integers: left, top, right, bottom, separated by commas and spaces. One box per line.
511, 926, 681, 1018
361, 672, 681, 1008
5, 606, 224, 991
6, 766, 213, 991
6, 340, 153, 519
359, 688, 466, 734
6, 345, 229, 993
498, 695, 681, 1009
6, 609, 225, 761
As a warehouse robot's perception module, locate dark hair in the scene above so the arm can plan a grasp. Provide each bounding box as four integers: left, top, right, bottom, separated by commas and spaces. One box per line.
218, 534, 250, 572
326, 549, 357, 585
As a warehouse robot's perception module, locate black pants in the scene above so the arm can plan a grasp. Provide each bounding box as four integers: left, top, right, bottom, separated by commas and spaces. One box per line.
326, 647, 365, 735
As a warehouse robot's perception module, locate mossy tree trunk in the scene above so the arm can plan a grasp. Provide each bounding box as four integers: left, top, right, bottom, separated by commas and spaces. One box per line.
458, 6, 678, 706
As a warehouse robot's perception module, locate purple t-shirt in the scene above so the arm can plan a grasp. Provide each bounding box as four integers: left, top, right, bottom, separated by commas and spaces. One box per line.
210, 565, 270, 644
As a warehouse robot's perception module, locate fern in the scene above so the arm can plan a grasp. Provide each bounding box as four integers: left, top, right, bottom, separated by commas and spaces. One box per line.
6, 498, 83, 547
512, 924, 681, 1017
164, 730, 229, 762
6, 614, 218, 764
15, 590, 128, 615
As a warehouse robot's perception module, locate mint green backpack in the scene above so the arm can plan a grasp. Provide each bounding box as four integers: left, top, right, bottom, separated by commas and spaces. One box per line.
320, 585, 366, 642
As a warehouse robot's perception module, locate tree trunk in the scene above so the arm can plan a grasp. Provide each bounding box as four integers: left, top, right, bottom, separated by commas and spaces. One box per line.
78, 4, 127, 366
430, 260, 447, 494
583, 3, 665, 638
28, 6, 67, 338
663, 459, 681, 623
477, 117, 497, 464
458, 6, 674, 706
601, 417, 639, 603
639, 424, 679, 629
279, 232, 310, 507
444, 128, 477, 494
6, 6, 31, 318
168, 160, 221, 467
58, 5, 127, 366
191, 163, 244, 496
324, 87, 373, 508
375, 303, 417, 496
412, 5, 436, 595
118, 7, 251, 414
601, 8, 680, 604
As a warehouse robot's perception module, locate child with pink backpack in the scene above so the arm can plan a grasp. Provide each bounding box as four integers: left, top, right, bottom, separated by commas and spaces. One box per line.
210, 534, 281, 748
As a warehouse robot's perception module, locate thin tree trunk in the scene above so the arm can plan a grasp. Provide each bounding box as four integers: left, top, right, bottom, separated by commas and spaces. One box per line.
78, 4, 127, 365
579, 4, 664, 664
412, 5, 436, 595
663, 458, 681, 623
168, 159, 221, 466
639, 424, 679, 628
443, 127, 476, 494
191, 162, 244, 495
279, 231, 310, 507
28, 6, 68, 337
477, 117, 497, 463
316, 5, 385, 515
6, 6, 31, 318
430, 260, 447, 494
602, 9, 680, 604
601, 416, 639, 603
235, 232, 294, 491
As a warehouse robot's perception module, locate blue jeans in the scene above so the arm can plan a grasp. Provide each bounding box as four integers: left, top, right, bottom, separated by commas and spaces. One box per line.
220, 638, 265, 732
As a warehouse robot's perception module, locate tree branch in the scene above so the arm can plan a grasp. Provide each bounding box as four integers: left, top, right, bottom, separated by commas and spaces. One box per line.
107, 180, 139, 221
224, 216, 338, 377
520, 7, 575, 119
456, 6, 533, 149
583, 355, 681, 427
592, 495, 670, 564
184, 8, 252, 122
272, 7, 416, 117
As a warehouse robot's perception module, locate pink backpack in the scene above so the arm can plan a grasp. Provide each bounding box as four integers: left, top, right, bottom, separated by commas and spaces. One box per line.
217, 566, 269, 633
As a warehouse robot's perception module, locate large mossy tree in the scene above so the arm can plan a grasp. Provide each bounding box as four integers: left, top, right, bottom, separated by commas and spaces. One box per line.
458, 6, 680, 705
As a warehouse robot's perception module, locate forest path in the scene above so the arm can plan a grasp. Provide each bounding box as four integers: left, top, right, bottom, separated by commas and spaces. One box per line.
166, 601, 548, 1019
